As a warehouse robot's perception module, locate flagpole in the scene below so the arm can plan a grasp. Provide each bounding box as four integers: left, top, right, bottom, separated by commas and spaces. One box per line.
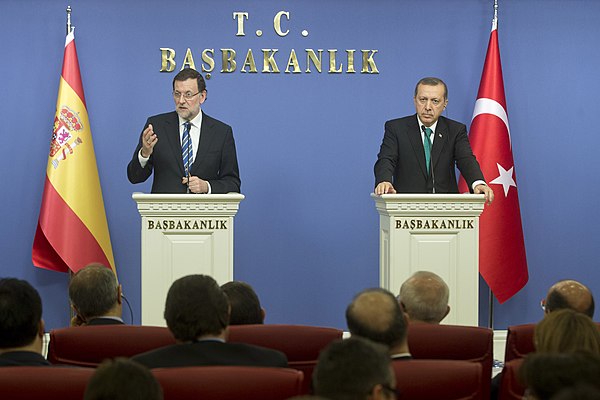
66, 5, 73, 35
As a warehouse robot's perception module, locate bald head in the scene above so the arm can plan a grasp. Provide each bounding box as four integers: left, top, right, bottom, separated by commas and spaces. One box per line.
346, 288, 407, 350
545, 280, 594, 318
399, 271, 450, 324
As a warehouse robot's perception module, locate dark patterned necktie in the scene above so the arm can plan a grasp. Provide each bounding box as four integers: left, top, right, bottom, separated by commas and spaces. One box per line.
182, 122, 192, 176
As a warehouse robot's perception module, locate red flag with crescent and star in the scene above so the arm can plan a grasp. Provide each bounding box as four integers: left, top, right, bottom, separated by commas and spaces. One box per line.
459, 18, 528, 303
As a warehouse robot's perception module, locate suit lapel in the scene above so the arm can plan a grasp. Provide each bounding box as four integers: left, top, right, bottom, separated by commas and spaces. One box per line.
164, 112, 185, 175
408, 116, 428, 178
191, 112, 216, 175
431, 117, 448, 170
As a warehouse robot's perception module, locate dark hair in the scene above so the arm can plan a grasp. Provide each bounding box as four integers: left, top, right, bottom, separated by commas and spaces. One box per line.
221, 281, 263, 325
0, 278, 42, 348
313, 337, 394, 400
84, 358, 163, 400
69, 264, 119, 321
173, 68, 206, 93
547, 282, 595, 318
519, 352, 600, 400
164, 275, 229, 341
414, 77, 448, 99
346, 288, 407, 348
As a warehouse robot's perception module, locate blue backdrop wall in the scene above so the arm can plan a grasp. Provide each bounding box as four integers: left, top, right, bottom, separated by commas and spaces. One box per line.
1, 0, 599, 330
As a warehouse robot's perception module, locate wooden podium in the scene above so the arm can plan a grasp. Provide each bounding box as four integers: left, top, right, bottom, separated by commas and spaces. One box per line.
372, 194, 485, 326
132, 193, 244, 326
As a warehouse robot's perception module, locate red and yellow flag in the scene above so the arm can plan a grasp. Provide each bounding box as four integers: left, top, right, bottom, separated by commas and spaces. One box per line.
32, 29, 115, 275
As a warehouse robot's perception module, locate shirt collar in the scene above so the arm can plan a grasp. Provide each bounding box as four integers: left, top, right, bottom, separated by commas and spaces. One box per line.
179, 110, 203, 129
416, 115, 439, 134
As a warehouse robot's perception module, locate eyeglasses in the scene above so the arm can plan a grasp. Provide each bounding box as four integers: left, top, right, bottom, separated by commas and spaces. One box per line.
173, 91, 200, 100
540, 298, 546, 312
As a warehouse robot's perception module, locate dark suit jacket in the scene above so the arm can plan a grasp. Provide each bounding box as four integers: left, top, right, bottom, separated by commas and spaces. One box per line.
374, 114, 484, 193
131, 340, 288, 369
85, 317, 125, 326
127, 111, 241, 194
0, 351, 51, 366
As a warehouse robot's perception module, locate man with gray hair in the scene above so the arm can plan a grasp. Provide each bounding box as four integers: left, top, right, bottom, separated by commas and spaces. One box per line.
399, 271, 450, 324
69, 263, 123, 326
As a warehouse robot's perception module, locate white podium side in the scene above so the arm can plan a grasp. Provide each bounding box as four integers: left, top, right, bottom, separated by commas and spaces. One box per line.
372, 194, 485, 326
132, 193, 244, 326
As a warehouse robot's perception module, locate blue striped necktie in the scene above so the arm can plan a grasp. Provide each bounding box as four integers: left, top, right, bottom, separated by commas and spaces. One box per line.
182, 122, 193, 176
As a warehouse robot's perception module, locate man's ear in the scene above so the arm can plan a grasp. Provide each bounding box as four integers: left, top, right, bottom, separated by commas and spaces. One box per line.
260, 307, 266, 323
117, 284, 123, 305
38, 319, 45, 337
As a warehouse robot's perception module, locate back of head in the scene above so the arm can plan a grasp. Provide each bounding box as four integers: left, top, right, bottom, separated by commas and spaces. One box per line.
221, 281, 263, 325
519, 352, 600, 400
346, 288, 407, 348
84, 358, 163, 400
399, 271, 449, 324
535, 309, 600, 354
0, 278, 42, 349
313, 337, 394, 400
546, 280, 594, 318
164, 274, 229, 341
69, 263, 119, 321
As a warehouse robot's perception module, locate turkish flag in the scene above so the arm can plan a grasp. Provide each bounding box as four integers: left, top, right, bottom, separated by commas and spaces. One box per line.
458, 23, 528, 303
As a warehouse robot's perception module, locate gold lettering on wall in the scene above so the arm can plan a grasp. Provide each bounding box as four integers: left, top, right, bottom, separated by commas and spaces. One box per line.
233, 12, 249, 36
160, 48, 176, 72
274, 11, 290, 37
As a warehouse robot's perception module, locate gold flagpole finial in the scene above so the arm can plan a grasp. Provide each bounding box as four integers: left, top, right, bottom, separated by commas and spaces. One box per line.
66, 6, 73, 35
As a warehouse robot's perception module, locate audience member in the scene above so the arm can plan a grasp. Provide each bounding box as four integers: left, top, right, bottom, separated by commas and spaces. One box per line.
84, 358, 163, 400
534, 309, 600, 354
132, 274, 287, 368
69, 263, 123, 326
221, 281, 265, 325
543, 279, 594, 318
398, 271, 450, 324
519, 352, 600, 400
0, 278, 49, 366
346, 288, 410, 359
313, 337, 397, 400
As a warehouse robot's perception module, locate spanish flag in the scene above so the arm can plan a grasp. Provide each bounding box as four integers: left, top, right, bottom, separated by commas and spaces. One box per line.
32, 28, 116, 275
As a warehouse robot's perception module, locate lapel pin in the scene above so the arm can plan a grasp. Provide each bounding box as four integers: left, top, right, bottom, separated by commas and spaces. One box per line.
438, 133, 442, 138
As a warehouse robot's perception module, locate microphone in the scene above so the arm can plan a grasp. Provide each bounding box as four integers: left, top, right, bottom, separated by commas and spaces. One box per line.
421, 125, 436, 193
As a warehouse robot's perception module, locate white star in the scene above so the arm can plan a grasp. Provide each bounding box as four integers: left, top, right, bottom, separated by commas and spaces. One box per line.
490, 163, 517, 197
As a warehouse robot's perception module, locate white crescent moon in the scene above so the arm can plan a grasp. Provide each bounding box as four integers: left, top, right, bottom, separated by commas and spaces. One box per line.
471, 98, 511, 148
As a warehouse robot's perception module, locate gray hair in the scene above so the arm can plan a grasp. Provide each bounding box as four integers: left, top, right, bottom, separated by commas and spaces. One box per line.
399, 271, 449, 323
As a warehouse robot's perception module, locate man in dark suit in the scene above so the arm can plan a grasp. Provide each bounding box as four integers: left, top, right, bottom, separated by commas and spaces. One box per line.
374, 77, 493, 204
0, 278, 50, 366
132, 275, 287, 368
346, 288, 411, 360
69, 263, 124, 326
127, 68, 240, 194
313, 337, 397, 400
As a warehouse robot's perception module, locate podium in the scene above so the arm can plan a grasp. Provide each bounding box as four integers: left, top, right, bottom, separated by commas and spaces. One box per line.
372, 194, 485, 326
132, 193, 244, 326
